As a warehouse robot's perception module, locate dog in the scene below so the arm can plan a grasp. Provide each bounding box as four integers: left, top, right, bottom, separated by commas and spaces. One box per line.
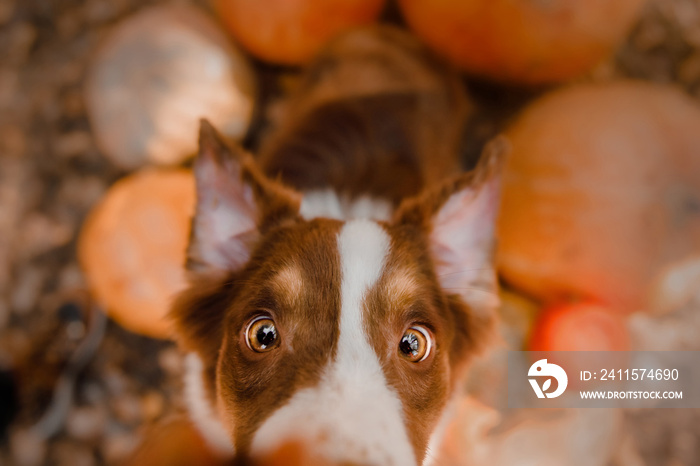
171, 26, 504, 466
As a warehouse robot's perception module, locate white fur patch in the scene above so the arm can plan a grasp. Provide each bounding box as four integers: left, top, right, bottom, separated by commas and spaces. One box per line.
300, 189, 392, 221
249, 220, 417, 465
183, 353, 234, 456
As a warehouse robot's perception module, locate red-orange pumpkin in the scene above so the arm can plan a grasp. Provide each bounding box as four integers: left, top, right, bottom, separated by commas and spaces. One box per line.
498, 81, 700, 313
213, 0, 386, 65
529, 302, 629, 352
397, 0, 644, 85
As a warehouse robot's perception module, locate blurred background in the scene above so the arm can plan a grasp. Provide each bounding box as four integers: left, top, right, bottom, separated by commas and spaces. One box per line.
0, 0, 699, 465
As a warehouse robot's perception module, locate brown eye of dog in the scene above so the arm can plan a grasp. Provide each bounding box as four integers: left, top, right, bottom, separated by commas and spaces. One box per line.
398, 326, 432, 362
245, 316, 279, 352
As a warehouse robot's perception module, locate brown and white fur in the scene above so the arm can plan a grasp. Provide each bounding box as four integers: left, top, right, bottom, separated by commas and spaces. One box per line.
172, 27, 505, 466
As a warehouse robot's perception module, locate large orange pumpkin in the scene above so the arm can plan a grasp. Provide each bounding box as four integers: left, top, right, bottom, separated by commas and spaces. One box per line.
397, 0, 644, 85
213, 0, 386, 65
498, 81, 700, 313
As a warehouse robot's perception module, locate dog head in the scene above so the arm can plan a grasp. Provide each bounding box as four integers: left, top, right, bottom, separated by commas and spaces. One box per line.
171, 121, 503, 465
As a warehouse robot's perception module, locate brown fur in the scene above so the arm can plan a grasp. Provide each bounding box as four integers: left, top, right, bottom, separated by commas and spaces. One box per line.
258, 26, 471, 206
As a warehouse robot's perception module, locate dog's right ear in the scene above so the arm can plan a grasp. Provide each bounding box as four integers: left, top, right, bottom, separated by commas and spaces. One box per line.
187, 120, 301, 277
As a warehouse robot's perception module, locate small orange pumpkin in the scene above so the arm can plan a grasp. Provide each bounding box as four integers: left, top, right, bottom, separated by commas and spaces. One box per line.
123, 418, 226, 466
78, 169, 195, 339
529, 302, 629, 352
213, 0, 386, 65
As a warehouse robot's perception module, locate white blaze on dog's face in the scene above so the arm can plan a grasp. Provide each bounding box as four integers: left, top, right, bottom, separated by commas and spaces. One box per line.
172, 122, 502, 465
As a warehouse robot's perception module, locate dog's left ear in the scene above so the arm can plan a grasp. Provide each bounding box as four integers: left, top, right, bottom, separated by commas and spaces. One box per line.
393, 137, 508, 314
187, 120, 301, 277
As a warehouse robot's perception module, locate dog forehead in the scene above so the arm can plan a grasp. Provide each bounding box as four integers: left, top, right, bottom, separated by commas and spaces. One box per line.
262, 218, 394, 353
253, 218, 342, 292
256, 217, 396, 315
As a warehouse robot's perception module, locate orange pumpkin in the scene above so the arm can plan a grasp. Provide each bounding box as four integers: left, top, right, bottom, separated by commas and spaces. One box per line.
78, 170, 195, 339
213, 0, 386, 65
498, 81, 700, 313
397, 0, 644, 85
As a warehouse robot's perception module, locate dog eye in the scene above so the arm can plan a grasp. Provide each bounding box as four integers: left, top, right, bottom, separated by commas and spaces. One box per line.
398, 326, 432, 362
245, 316, 280, 352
